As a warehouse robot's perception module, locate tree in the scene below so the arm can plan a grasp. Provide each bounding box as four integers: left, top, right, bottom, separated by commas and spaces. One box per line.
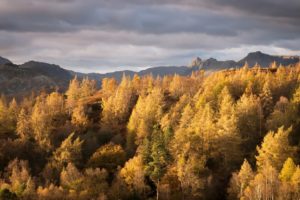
80, 168, 108, 199
6, 159, 35, 198
80, 77, 96, 98
120, 156, 147, 196
101, 77, 118, 100
16, 108, 31, 139
53, 133, 83, 168
144, 128, 170, 200
291, 166, 300, 199
71, 103, 89, 128
256, 126, 297, 171
228, 159, 254, 199
88, 143, 126, 172
279, 157, 297, 182
60, 163, 83, 191
216, 87, 242, 169
101, 74, 136, 131
127, 88, 164, 144
259, 81, 273, 117
66, 76, 80, 109
0, 97, 8, 134
31, 95, 53, 149
7, 99, 19, 132
236, 93, 263, 155
46, 92, 64, 118
243, 163, 279, 200
266, 96, 297, 131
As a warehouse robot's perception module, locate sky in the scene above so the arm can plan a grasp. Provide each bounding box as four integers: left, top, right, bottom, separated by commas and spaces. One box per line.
0, 0, 300, 73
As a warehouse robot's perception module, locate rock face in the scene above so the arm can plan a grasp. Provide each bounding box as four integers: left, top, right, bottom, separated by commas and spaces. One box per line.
189, 57, 202, 68
0, 51, 299, 97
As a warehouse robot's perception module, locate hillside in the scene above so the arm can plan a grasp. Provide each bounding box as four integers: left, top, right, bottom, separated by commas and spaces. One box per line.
0, 65, 300, 199
0, 51, 299, 97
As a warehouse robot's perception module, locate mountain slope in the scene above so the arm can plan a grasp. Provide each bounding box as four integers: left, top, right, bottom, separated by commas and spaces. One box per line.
0, 51, 299, 97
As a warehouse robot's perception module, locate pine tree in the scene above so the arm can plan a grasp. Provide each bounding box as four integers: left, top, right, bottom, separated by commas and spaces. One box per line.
127, 88, 164, 144
16, 108, 31, 139
7, 98, 19, 132
31, 96, 52, 149
145, 128, 170, 200
266, 96, 297, 131
0, 97, 8, 133
216, 87, 242, 168
120, 156, 147, 195
238, 159, 254, 195
71, 103, 89, 128
60, 162, 83, 191
259, 81, 273, 117
292, 166, 300, 199
53, 133, 83, 168
279, 157, 297, 182
80, 77, 96, 98
66, 76, 80, 109
256, 126, 297, 171
228, 159, 254, 199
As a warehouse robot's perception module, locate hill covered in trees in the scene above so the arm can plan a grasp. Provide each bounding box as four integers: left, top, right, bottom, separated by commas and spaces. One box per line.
0, 51, 299, 98
1, 62, 300, 199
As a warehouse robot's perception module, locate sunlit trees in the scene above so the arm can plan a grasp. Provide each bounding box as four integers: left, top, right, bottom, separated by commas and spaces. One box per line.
31, 95, 53, 149
228, 159, 254, 199
71, 103, 89, 128
259, 81, 274, 117
16, 108, 31, 139
236, 94, 263, 155
216, 87, 242, 169
256, 126, 297, 171
66, 77, 80, 109
243, 163, 279, 200
120, 156, 147, 196
101, 75, 136, 131
5, 159, 35, 199
60, 162, 83, 192
127, 88, 164, 144
52, 133, 83, 168
1, 63, 300, 199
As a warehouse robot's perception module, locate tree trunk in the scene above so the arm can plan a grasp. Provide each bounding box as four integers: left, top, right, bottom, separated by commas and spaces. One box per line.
157, 181, 160, 200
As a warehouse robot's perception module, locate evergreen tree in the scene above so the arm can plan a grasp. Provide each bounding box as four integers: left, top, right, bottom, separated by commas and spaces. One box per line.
256, 126, 297, 171
216, 87, 242, 168
66, 76, 80, 109
53, 133, 83, 168
16, 108, 31, 139
279, 157, 297, 182
259, 81, 274, 117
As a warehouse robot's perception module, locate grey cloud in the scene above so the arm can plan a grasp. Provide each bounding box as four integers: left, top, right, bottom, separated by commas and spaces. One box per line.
0, 0, 299, 72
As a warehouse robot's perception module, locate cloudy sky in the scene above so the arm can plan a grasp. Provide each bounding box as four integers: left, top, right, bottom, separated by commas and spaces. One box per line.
0, 0, 300, 73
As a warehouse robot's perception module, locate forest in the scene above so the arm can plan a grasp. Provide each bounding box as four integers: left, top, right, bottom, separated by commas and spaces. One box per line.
0, 62, 300, 200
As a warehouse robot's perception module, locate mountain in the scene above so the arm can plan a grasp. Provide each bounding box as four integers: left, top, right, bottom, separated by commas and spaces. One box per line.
238, 51, 300, 67
189, 51, 300, 71
0, 56, 12, 65
0, 51, 299, 97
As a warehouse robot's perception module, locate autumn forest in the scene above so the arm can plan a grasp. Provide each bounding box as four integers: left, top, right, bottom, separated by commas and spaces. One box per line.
1, 63, 300, 200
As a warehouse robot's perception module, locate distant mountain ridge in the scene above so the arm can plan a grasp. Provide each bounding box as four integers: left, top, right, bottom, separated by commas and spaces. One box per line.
189, 51, 300, 70
0, 51, 299, 97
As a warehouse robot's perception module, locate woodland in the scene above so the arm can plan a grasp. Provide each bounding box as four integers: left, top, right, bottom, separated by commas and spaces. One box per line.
0, 63, 300, 199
